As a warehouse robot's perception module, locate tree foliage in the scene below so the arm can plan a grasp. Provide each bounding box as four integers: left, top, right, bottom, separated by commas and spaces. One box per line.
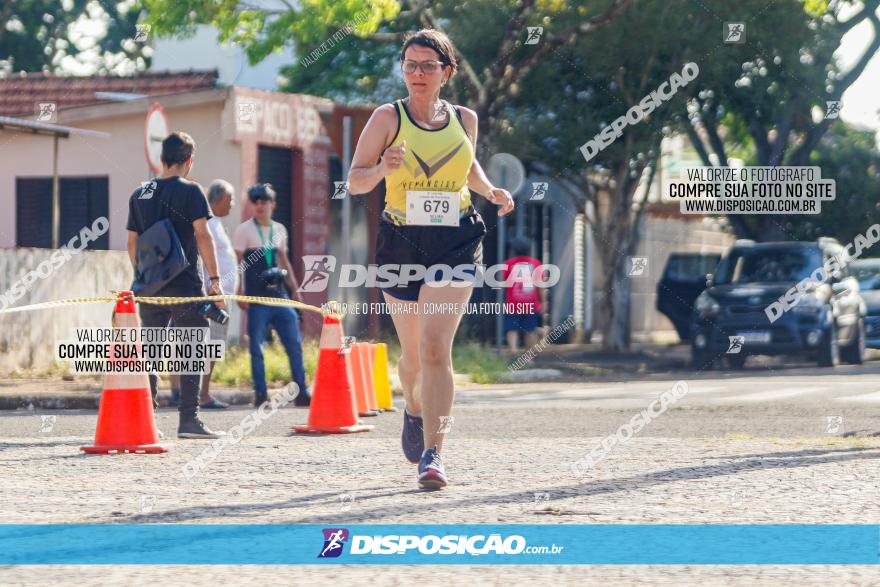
0, 0, 147, 73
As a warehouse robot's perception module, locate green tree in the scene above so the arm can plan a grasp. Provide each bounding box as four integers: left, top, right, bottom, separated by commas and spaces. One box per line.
143, 0, 633, 155
679, 0, 880, 240
0, 0, 147, 73
498, 2, 696, 350
783, 123, 880, 247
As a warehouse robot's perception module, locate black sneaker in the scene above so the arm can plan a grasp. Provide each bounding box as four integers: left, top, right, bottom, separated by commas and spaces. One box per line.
418, 446, 447, 490
177, 417, 224, 439
401, 408, 424, 464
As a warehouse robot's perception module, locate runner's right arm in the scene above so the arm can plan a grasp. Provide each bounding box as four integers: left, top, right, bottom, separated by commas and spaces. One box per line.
349, 104, 405, 194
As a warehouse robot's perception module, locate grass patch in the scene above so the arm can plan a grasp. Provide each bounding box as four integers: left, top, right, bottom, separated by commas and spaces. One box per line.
211, 337, 507, 387
212, 339, 320, 387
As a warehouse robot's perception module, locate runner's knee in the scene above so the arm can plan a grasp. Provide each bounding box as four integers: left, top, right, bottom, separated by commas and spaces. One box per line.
419, 339, 450, 366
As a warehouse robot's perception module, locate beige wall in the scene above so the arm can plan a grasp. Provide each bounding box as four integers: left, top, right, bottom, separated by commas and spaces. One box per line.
587, 215, 733, 343
631, 216, 733, 341
0, 97, 242, 250
0, 248, 131, 373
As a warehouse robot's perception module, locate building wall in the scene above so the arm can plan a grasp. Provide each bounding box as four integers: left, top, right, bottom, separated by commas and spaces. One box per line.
0, 98, 240, 251
0, 248, 131, 373
628, 215, 733, 342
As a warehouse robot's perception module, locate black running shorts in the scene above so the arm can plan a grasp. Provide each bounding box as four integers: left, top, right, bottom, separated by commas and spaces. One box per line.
375, 209, 488, 301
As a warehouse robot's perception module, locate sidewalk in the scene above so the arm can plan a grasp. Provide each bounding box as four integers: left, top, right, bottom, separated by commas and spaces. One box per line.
0, 379, 279, 410
0, 342, 692, 410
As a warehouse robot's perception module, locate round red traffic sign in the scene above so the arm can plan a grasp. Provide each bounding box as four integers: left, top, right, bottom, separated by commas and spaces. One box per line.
144, 103, 168, 174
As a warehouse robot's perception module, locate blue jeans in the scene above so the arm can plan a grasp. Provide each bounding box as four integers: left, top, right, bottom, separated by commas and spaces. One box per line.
248, 305, 307, 396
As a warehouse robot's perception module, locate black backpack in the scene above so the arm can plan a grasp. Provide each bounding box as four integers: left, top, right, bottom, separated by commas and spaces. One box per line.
130, 180, 191, 295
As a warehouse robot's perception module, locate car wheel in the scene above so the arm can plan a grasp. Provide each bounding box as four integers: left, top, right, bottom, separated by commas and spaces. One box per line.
726, 354, 747, 369
840, 318, 865, 365
817, 323, 840, 367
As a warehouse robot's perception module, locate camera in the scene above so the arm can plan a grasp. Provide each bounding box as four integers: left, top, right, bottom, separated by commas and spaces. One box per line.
260, 267, 288, 293
198, 302, 229, 325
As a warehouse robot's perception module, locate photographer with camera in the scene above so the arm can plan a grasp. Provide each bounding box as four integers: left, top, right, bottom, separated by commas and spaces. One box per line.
126, 132, 226, 439
232, 184, 311, 408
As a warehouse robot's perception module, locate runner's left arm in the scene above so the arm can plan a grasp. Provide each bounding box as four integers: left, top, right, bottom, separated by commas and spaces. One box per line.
458, 107, 515, 216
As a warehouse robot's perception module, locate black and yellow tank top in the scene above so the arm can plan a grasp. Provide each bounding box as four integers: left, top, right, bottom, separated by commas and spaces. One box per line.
383, 98, 474, 224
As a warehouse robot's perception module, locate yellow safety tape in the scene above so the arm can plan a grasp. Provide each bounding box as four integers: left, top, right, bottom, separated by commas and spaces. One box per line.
0, 294, 344, 317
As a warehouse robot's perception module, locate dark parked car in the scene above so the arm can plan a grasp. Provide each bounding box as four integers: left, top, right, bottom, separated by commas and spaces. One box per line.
849, 259, 880, 348
691, 238, 865, 369
657, 252, 722, 341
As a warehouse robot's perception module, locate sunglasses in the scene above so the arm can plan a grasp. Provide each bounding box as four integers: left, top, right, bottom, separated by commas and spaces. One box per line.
401, 59, 446, 74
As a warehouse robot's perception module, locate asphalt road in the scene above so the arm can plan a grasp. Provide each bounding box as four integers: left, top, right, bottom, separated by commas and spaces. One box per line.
2, 361, 880, 585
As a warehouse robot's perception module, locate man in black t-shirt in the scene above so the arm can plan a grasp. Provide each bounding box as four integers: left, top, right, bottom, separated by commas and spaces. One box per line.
126, 131, 225, 439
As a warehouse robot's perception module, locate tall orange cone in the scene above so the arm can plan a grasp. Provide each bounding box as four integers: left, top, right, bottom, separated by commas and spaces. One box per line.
81, 291, 166, 454
349, 342, 378, 417
293, 313, 373, 433
372, 343, 397, 412
357, 343, 379, 414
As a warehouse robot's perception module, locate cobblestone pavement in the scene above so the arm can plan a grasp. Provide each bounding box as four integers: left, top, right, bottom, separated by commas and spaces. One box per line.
1, 381, 879, 584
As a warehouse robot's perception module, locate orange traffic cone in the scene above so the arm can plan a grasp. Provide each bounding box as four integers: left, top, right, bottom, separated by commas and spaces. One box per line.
81, 291, 166, 454
349, 342, 378, 417
357, 343, 380, 414
292, 313, 373, 434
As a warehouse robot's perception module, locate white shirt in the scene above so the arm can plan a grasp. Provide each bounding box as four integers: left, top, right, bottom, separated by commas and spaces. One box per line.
203, 216, 239, 295
232, 218, 288, 254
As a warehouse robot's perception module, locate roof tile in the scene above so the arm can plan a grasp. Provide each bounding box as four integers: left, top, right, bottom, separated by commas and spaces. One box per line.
0, 70, 218, 116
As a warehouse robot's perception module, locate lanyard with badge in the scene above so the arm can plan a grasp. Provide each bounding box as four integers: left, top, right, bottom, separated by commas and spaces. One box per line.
254, 218, 274, 267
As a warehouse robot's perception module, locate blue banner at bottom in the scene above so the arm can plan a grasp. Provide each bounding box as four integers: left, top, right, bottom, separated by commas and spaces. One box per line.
0, 524, 877, 564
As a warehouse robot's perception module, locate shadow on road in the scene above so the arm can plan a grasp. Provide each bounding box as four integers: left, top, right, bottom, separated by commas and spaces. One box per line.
113, 445, 880, 524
